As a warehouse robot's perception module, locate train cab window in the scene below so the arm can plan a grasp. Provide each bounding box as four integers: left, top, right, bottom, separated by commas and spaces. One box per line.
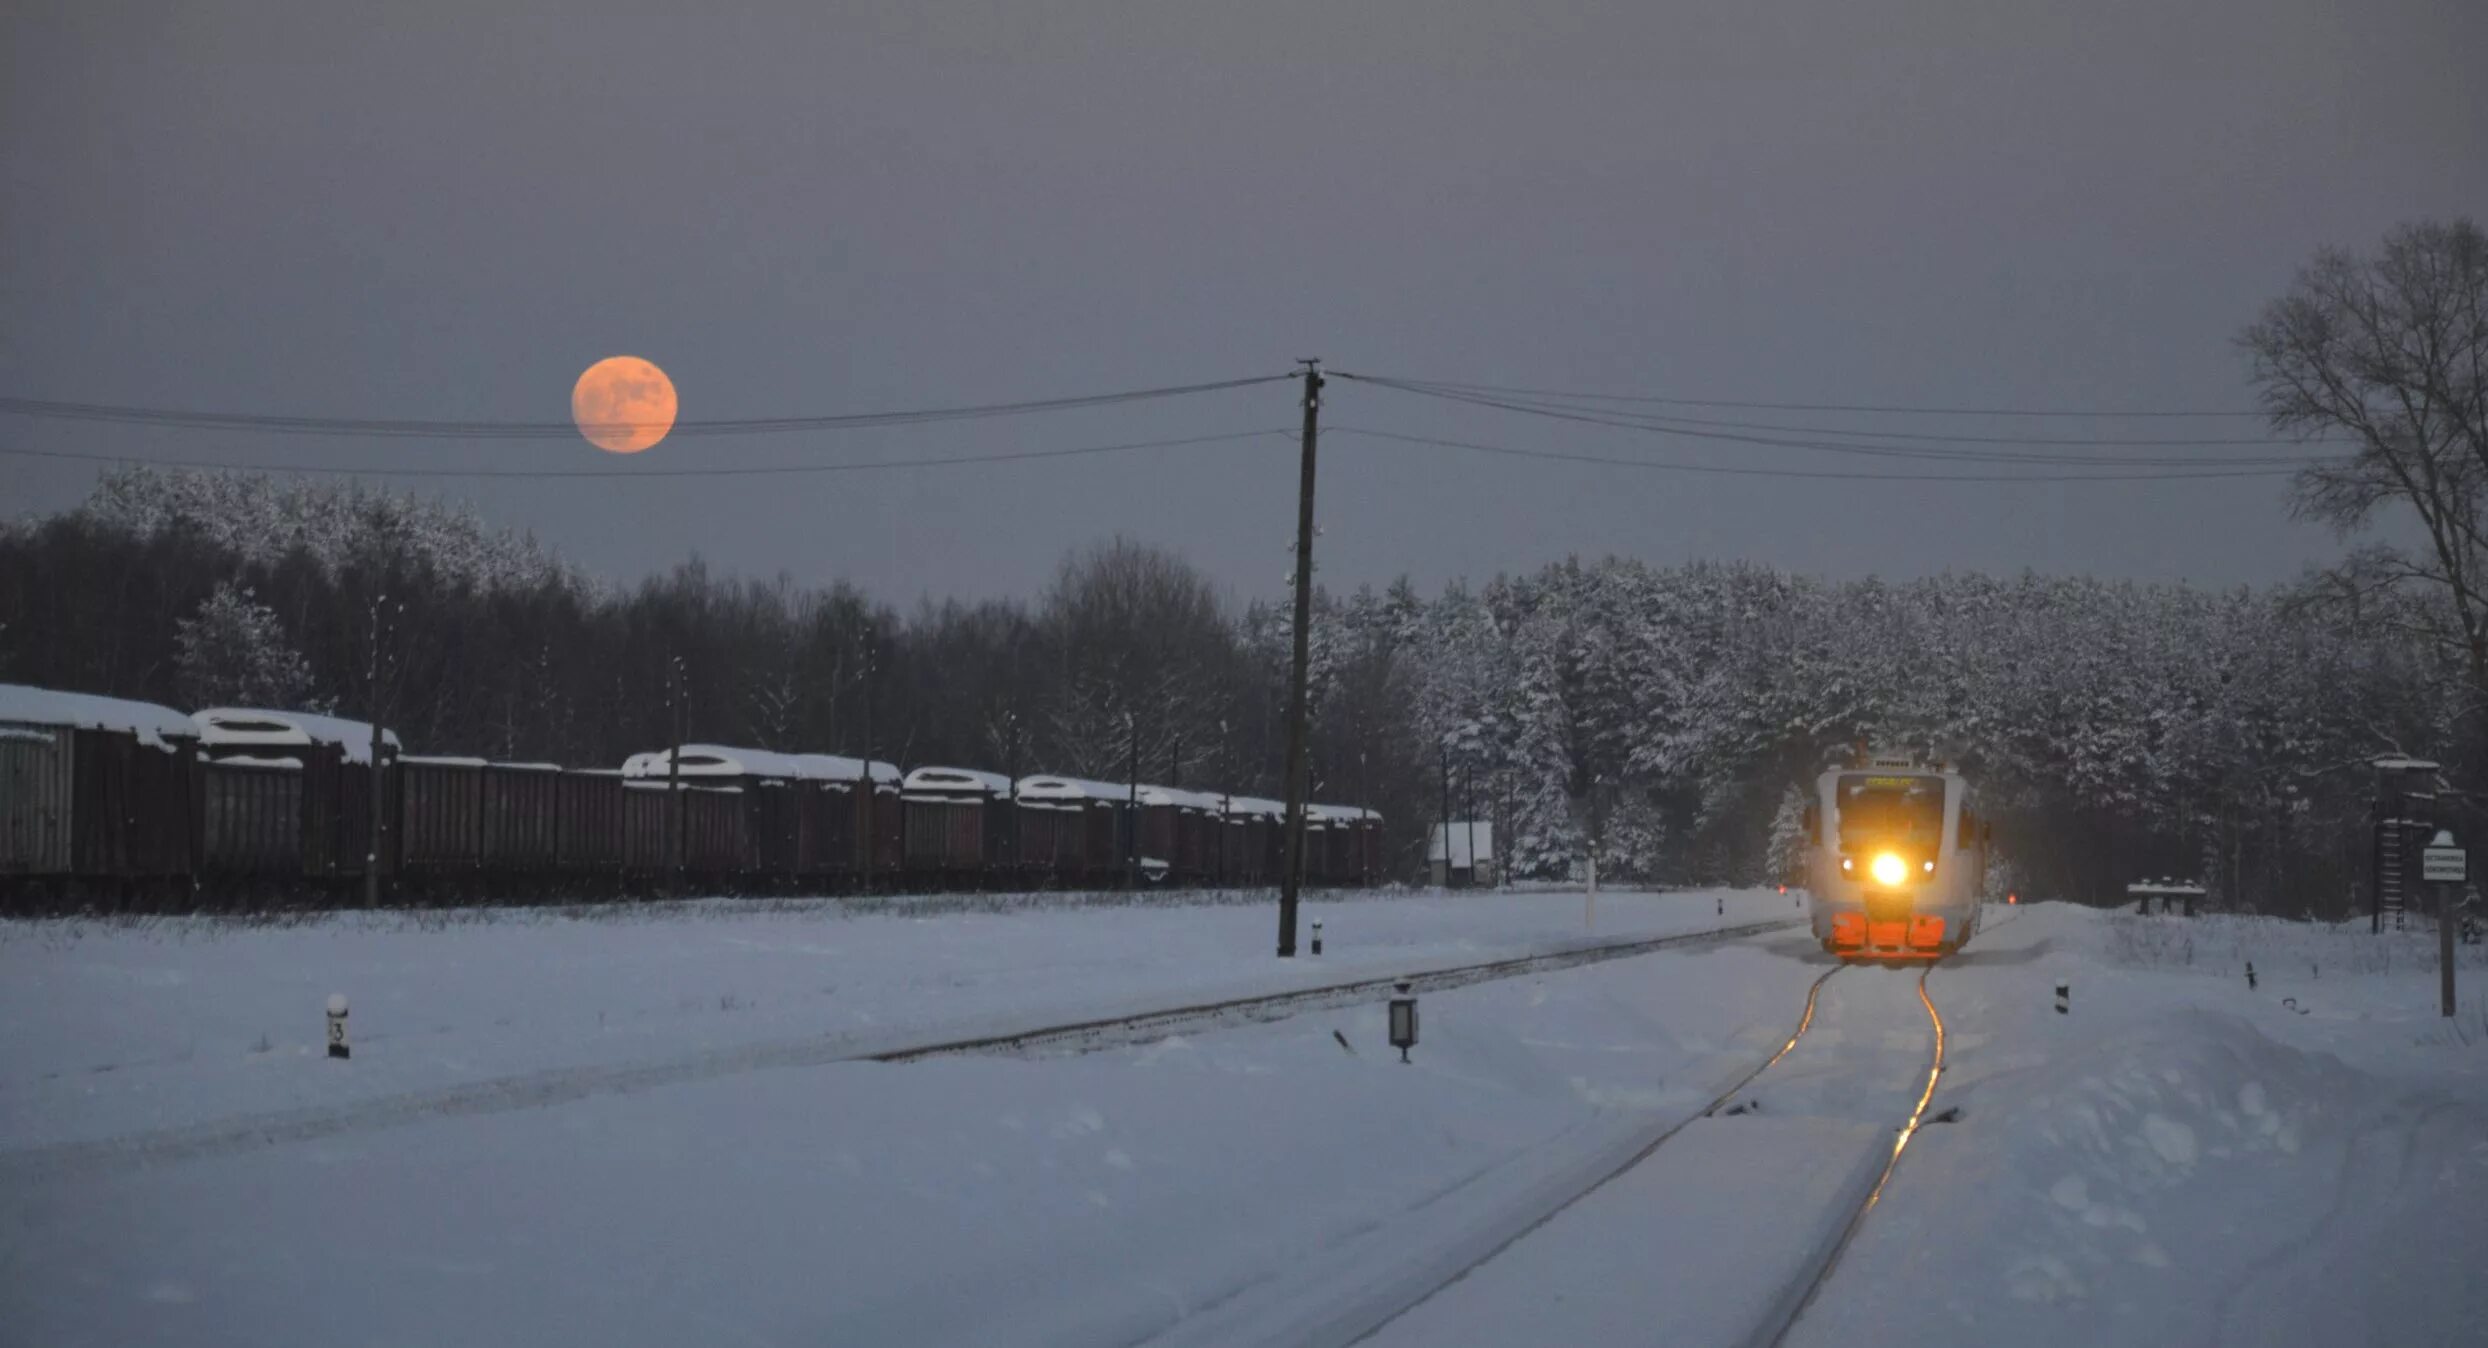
1834, 773, 1944, 848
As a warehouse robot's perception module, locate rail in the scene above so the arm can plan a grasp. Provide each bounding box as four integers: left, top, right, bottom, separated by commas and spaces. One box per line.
1759, 960, 1948, 1347
1350, 915, 1987, 1348
2, 916, 1804, 1180
874, 916, 1807, 1061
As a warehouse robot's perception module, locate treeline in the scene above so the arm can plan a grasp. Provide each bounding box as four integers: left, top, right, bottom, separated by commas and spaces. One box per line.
0, 467, 1419, 855
0, 466, 2462, 911
1373, 560, 2457, 916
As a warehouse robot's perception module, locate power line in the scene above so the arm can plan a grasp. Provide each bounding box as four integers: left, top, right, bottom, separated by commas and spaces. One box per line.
1335, 375, 2331, 468
1352, 374, 2326, 449
0, 429, 1293, 479
0, 374, 1293, 440
1338, 370, 2270, 419
1327, 425, 2314, 482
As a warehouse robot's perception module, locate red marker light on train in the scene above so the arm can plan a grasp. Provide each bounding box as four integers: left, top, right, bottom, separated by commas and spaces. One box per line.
2007, 892, 2018, 905
1778, 884, 1787, 895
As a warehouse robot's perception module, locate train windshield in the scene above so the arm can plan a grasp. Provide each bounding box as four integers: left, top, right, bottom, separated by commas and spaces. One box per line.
1835, 773, 1945, 846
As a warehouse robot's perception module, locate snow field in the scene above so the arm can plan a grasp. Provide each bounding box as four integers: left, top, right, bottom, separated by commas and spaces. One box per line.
9, 895, 2487, 1346
0, 887, 1795, 1153
1, 904, 1826, 1348
1784, 904, 2488, 1348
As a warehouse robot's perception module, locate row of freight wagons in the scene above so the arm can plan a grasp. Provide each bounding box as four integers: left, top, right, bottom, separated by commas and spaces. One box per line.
0, 689, 1383, 906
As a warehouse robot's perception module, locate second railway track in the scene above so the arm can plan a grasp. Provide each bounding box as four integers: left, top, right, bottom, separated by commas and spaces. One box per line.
874, 914, 1808, 1061
2, 914, 1803, 1180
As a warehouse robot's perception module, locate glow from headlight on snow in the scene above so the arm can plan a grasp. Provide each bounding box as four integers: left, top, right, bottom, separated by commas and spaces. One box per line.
1870, 852, 1908, 886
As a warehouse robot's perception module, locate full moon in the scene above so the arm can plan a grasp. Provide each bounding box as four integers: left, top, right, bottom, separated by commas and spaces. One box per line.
571, 355, 678, 453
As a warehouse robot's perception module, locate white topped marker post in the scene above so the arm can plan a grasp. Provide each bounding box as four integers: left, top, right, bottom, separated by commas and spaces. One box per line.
2423, 829, 2465, 1018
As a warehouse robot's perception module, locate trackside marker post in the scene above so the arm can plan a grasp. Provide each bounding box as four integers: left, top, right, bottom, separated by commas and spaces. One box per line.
1311, 920, 1323, 957
2423, 829, 2464, 1017
326, 994, 350, 1060
2055, 982, 2068, 1016
1388, 980, 1418, 1063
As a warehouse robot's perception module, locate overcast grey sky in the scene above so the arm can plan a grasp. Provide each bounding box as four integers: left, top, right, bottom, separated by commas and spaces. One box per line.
4, 1, 2482, 605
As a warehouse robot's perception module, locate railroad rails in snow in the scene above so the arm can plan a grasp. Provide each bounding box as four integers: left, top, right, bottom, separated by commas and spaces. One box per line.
1322, 954, 1957, 1348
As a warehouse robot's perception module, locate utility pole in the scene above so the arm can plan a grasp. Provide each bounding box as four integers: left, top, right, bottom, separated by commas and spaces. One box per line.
1358, 749, 1371, 886
859, 626, 875, 895
362, 593, 394, 908
1218, 717, 1230, 888
1004, 707, 1020, 878
1501, 773, 1513, 889
1276, 359, 1322, 956
1465, 765, 1477, 893
1126, 709, 1141, 890
1439, 741, 1452, 889
669, 655, 687, 898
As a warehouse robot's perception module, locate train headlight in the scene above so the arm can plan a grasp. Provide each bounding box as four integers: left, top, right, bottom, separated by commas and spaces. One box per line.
1923, 859, 1936, 873
1840, 857, 1853, 873
1870, 852, 1908, 886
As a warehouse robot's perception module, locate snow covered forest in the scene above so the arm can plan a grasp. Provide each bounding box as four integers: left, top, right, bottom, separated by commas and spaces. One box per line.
0, 464, 2455, 914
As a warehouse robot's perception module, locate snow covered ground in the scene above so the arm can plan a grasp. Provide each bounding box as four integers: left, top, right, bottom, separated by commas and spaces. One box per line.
1786, 905, 2488, 1348
3, 893, 2484, 1346
0, 886, 1792, 1152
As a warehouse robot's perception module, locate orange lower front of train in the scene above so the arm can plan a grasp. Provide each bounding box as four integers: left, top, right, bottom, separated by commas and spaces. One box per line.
1827, 910, 1948, 958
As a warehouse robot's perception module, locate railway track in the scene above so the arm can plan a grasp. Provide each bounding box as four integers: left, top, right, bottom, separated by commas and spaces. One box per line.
1762, 961, 1947, 1346
874, 915, 1807, 1062
1, 915, 1802, 1181
1328, 947, 1955, 1348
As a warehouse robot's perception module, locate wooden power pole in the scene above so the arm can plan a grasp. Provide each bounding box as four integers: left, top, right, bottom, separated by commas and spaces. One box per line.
1276, 360, 1323, 957
363, 594, 391, 909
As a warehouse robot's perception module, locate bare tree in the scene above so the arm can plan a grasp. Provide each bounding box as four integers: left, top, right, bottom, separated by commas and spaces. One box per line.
1038, 538, 1235, 776
2243, 218, 2488, 697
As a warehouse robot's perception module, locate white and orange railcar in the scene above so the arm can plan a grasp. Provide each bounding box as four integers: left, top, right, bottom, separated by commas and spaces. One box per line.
1804, 755, 1989, 959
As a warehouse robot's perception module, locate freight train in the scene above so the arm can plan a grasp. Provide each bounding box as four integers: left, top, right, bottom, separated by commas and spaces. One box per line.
1804, 751, 1989, 958
0, 684, 1382, 909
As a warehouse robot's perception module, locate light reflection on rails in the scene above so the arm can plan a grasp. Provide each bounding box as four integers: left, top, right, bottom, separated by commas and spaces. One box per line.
1764, 957, 1951, 1347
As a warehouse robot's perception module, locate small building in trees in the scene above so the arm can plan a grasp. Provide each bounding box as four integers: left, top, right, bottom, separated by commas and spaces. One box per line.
1428, 821, 1496, 888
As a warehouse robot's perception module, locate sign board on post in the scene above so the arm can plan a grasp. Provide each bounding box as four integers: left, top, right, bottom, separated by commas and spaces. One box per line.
2427, 829, 2462, 1020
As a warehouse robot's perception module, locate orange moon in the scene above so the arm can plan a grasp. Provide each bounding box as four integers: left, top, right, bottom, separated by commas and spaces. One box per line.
571, 356, 677, 453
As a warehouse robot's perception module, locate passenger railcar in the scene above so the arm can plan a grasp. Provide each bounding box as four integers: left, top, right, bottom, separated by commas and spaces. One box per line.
1804, 754, 1988, 958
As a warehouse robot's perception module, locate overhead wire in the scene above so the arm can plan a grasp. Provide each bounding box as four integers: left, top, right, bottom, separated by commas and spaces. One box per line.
0, 365, 2344, 486
0, 373, 1294, 440
1339, 371, 2271, 419
0, 430, 1295, 479
1353, 374, 2324, 448
1327, 425, 2312, 483
1333, 373, 2333, 469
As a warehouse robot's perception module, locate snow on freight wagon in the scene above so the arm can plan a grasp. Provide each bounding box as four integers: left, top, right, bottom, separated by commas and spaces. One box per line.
0, 684, 1387, 910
